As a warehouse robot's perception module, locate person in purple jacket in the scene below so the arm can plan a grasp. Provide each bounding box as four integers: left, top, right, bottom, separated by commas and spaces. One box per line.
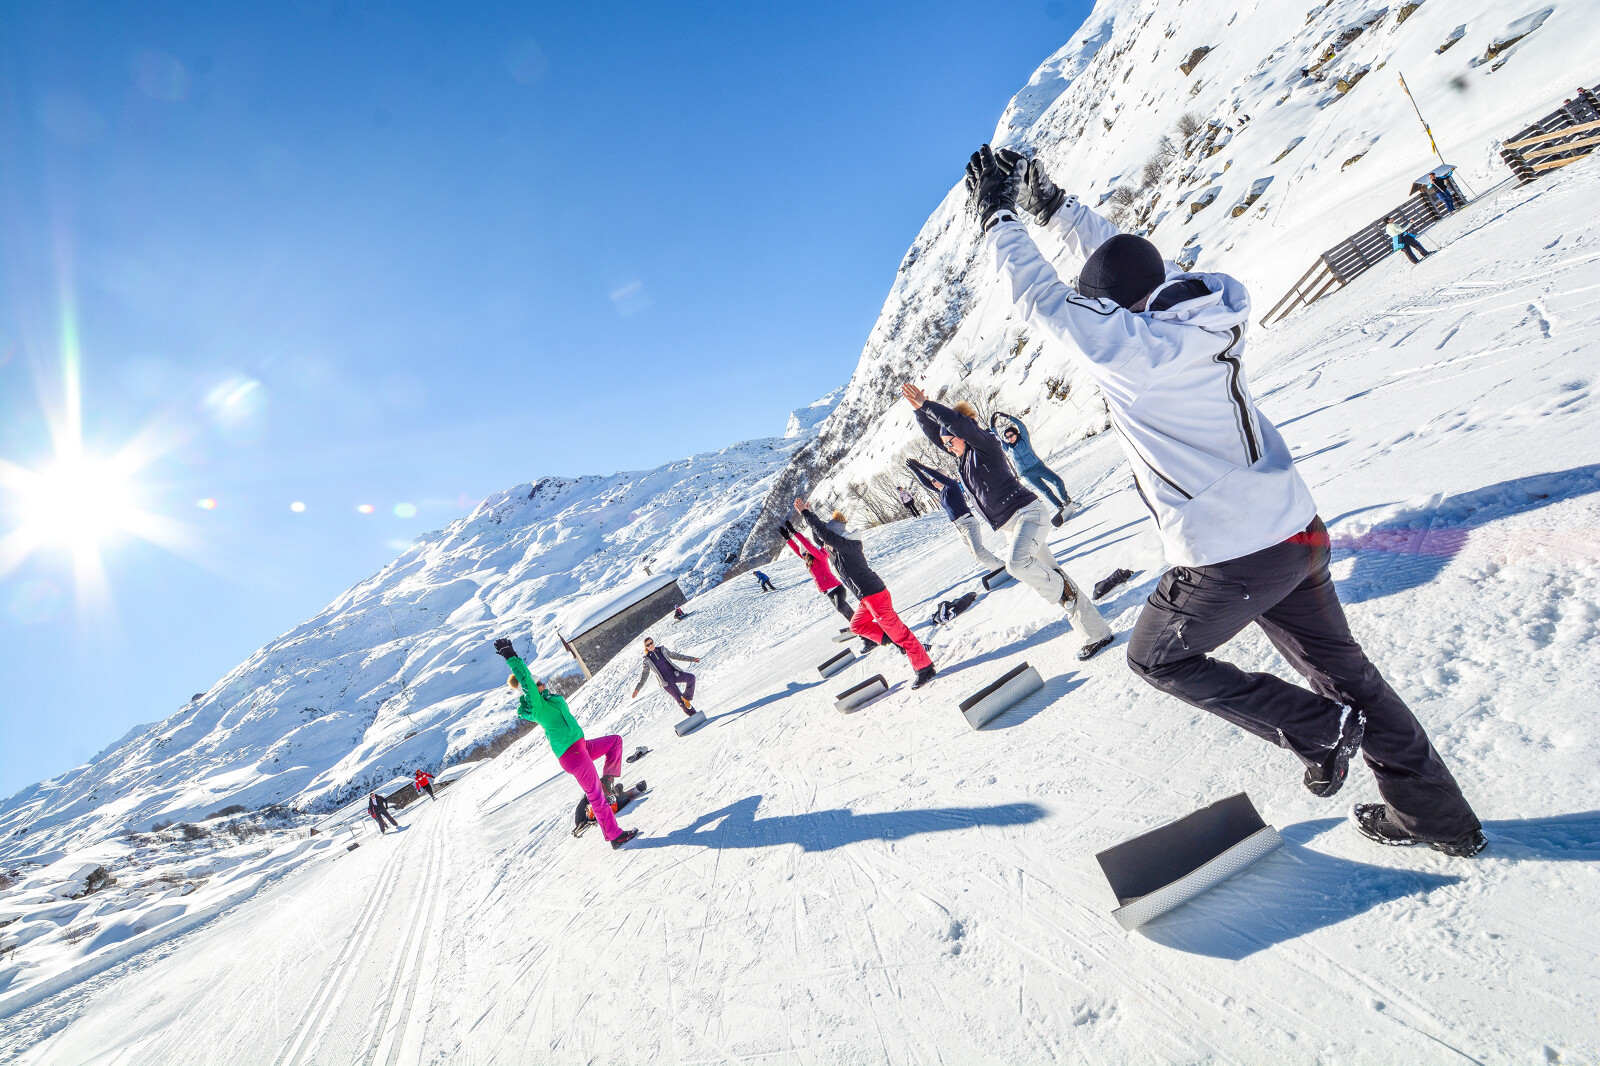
631, 637, 701, 716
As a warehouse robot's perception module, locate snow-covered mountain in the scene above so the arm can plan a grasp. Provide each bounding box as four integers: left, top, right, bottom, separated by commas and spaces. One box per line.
780, 0, 1598, 511
0, 395, 837, 857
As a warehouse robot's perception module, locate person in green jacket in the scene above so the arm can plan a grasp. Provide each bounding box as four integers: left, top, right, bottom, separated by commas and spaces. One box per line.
494, 638, 639, 849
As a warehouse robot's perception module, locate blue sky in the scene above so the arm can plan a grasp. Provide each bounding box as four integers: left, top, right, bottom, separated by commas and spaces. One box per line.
0, 1, 1090, 796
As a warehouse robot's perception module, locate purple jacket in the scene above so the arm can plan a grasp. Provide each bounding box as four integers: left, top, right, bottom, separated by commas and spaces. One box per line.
914, 400, 1037, 530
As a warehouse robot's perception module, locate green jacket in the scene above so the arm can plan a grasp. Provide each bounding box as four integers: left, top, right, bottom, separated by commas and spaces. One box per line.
509, 657, 584, 757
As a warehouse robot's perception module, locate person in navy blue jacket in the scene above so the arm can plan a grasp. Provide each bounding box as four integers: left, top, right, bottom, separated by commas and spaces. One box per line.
906, 458, 1003, 572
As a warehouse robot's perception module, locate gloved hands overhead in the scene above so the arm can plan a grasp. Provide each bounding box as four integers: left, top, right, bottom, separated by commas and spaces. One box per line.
965, 145, 1021, 231
995, 148, 1068, 225
493, 638, 517, 660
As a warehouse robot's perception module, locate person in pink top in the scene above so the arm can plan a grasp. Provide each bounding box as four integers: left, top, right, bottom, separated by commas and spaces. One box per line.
779, 519, 856, 625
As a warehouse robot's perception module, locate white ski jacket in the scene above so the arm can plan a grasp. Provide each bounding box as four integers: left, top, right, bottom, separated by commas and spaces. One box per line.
985, 201, 1316, 567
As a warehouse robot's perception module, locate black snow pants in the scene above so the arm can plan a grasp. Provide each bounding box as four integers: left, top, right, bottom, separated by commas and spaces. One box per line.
825, 586, 855, 624
371, 809, 399, 832
1399, 233, 1428, 264
1126, 516, 1481, 843
422, 784, 435, 800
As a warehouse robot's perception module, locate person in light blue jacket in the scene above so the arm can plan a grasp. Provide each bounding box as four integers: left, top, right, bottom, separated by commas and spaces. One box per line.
991, 411, 1075, 525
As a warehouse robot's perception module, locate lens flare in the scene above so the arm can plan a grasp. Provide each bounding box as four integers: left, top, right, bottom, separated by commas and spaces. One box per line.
290, 501, 306, 513
357, 503, 375, 514
393, 502, 417, 518
196, 498, 218, 510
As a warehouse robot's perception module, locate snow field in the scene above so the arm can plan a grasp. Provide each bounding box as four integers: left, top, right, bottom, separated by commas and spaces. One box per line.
7, 62, 1600, 1066
7, 169, 1599, 1052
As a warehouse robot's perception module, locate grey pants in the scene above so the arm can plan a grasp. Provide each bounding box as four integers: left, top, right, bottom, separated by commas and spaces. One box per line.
1126, 517, 1480, 843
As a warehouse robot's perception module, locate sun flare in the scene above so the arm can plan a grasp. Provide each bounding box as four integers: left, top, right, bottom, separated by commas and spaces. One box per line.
15, 454, 140, 548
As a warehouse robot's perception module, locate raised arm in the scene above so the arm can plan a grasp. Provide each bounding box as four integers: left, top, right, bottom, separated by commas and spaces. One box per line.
664, 647, 700, 664
991, 412, 1029, 444
986, 220, 1196, 398
799, 507, 850, 552
1041, 195, 1124, 263
919, 399, 1005, 460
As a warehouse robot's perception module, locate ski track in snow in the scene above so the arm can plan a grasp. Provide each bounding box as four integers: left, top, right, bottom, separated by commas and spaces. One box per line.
9, 61, 1600, 1066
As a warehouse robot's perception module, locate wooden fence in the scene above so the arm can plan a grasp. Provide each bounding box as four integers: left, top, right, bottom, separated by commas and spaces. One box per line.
1499, 83, 1600, 182
1261, 174, 1463, 327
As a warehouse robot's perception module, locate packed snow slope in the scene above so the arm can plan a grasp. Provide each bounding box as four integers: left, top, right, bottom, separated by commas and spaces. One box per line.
7, 159, 1599, 1063
0, 393, 837, 857
783, 0, 1600, 515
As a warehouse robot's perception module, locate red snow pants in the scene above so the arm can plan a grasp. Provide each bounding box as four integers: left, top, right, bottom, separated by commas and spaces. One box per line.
557, 735, 624, 841
851, 590, 933, 671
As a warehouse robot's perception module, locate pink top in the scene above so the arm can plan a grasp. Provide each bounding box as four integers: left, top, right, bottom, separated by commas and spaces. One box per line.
784, 530, 842, 593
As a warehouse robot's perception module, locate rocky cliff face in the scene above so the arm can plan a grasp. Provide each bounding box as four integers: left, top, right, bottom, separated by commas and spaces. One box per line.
742, 0, 1594, 538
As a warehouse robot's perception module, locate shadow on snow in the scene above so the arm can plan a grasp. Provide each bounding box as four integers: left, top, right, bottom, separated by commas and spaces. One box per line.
1137, 818, 1459, 960
631, 794, 1047, 853
1327, 464, 1600, 604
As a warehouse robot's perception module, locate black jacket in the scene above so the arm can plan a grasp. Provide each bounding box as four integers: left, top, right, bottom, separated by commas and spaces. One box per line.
914, 401, 1036, 530
799, 510, 886, 600
906, 458, 971, 521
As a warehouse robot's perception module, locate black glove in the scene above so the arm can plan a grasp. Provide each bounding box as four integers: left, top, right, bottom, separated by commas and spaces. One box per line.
995, 148, 1067, 225
493, 638, 516, 660
965, 145, 1020, 231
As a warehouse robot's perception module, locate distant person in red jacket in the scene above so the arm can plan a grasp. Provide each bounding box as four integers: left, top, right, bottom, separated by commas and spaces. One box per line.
413, 769, 435, 801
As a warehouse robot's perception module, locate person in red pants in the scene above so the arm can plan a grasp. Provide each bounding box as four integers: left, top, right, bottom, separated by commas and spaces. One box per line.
494, 637, 639, 849
794, 498, 936, 689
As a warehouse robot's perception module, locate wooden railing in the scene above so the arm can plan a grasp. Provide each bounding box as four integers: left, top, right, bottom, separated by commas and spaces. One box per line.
1499, 84, 1600, 182
1261, 178, 1462, 328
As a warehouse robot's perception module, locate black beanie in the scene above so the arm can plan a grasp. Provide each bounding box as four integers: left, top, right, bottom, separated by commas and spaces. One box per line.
1077, 234, 1166, 308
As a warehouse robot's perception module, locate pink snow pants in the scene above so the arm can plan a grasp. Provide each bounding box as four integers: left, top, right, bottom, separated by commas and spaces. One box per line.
557, 734, 624, 841
851, 590, 933, 671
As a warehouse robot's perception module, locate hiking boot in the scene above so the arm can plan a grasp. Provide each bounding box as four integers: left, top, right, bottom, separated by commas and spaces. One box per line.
600, 775, 623, 805
860, 639, 877, 655
1077, 634, 1114, 661
1349, 804, 1487, 856
610, 828, 640, 850
911, 665, 937, 689
1304, 707, 1365, 798
1056, 569, 1078, 607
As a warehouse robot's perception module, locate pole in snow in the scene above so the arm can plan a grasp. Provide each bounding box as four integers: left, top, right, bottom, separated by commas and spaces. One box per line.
1398, 72, 1445, 165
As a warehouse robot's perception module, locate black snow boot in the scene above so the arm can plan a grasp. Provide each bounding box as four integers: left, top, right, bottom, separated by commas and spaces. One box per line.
1304, 708, 1364, 798
911, 665, 937, 690
611, 828, 640, 850
860, 638, 878, 655
1350, 804, 1488, 857
600, 775, 623, 805
1077, 635, 1114, 661
1093, 568, 1136, 600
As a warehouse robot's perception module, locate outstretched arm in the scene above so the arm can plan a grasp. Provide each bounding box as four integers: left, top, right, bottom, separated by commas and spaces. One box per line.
664, 648, 700, 664
1041, 194, 1123, 263
799, 507, 850, 552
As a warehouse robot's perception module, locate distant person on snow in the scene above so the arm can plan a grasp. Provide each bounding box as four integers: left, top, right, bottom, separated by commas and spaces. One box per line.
905, 386, 1114, 661
780, 519, 859, 627
1386, 216, 1430, 265
896, 485, 921, 517
991, 411, 1077, 525
367, 792, 399, 834
905, 457, 1005, 573
795, 498, 937, 688
496, 638, 638, 849
413, 769, 435, 801
1425, 173, 1455, 214
673, 605, 686, 621
632, 637, 702, 715
754, 570, 777, 593
964, 143, 1484, 855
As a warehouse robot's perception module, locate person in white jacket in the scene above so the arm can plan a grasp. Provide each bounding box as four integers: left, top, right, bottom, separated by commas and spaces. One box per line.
964, 145, 1484, 856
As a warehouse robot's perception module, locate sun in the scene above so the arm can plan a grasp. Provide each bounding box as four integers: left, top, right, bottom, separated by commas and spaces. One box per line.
14, 454, 140, 549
